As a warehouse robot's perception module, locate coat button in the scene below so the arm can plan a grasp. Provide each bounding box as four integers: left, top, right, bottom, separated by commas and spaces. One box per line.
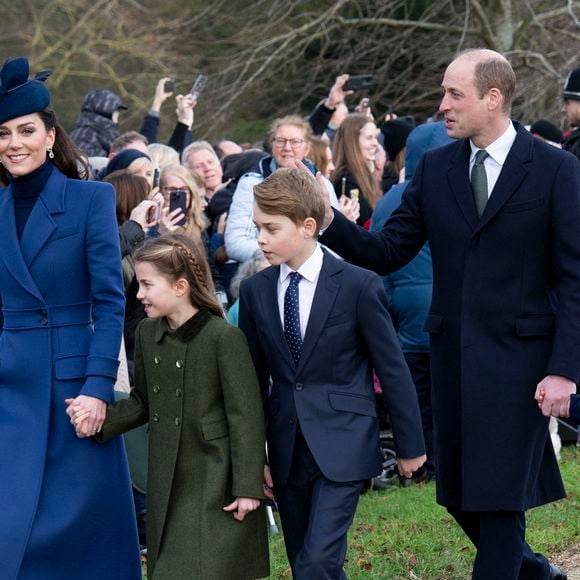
175, 389, 182, 398
176, 360, 184, 368
39, 310, 48, 325
175, 417, 181, 426
152, 413, 160, 422
289, 418, 295, 425
152, 385, 160, 394
154, 356, 161, 364
295, 382, 303, 391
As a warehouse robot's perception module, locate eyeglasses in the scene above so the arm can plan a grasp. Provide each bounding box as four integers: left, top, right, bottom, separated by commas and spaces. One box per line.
272, 138, 306, 148
161, 186, 188, 194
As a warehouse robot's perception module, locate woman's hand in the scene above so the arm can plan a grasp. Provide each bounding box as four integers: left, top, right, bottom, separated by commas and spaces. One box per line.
338, 195, 360, 223
159, 206, 186, 233
223, 497, 261, 521
65, 395, 106, 438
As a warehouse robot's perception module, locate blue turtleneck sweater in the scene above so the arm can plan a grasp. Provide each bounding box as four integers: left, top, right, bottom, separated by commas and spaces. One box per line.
10, 159, 54, 241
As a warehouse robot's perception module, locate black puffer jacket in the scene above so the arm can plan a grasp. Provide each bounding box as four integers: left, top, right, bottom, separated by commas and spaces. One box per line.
563, 127, 580, 162
70, 89, 126, 157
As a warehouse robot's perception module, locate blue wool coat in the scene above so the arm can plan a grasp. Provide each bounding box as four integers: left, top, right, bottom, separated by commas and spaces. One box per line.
0, 167, 141, 579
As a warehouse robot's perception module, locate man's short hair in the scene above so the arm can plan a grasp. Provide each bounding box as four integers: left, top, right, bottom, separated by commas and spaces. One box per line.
253, 168, 325, 235
181, 140, 219, 166
460, 49, 516, 112
110, 131, 148, 155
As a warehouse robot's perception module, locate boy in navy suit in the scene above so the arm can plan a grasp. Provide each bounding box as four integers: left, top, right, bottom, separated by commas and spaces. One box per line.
239, 167, 426, 579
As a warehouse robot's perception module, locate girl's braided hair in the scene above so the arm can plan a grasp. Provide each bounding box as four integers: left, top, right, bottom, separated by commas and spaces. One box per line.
133, 233, 223, 318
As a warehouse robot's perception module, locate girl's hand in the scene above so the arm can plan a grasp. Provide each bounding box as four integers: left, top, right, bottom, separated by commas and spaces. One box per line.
223, 497, 261, 521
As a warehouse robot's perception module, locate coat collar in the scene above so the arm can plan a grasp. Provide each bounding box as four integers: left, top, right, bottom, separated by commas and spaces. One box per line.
153, 308, 213, 343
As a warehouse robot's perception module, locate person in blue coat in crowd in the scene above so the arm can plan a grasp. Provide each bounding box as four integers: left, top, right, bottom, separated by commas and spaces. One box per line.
0, 57, 140, 579
370, 121, 452, 481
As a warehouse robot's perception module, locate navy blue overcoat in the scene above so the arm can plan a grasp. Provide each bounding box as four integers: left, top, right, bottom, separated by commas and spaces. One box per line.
322, 124, 580, 511
0, 167, 141, 579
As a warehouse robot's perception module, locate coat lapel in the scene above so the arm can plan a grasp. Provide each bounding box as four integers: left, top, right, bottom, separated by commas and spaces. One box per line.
474, 123, 532, 234
20, 167, 66, 267
0, 184, 44, 302
260, 266, 295, 369
447, 140, 478, 231
297, 251, 341, 374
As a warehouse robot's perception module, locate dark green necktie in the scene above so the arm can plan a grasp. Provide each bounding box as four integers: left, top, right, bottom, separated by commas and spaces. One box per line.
471, 149, 490, 217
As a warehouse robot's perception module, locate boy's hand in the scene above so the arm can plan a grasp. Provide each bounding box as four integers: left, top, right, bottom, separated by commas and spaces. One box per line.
223, 497, 261, 521
263, 465, 274, 500
397, 455, 427, 479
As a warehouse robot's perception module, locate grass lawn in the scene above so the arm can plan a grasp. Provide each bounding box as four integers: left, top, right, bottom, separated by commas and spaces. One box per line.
267, 445, 580, 579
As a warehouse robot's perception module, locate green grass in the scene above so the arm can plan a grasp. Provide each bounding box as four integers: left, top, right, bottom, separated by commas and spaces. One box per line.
267, 445, 580, 579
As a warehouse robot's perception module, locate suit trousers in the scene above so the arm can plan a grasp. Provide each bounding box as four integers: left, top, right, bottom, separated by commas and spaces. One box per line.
275, 432, 364, 580
447, 508, 550, 579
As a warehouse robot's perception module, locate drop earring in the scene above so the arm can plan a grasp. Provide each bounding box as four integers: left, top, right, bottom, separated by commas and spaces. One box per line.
47, 146, 55, 159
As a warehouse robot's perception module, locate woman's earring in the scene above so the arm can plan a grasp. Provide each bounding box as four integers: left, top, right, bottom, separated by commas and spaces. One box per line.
47, 146, 55, 159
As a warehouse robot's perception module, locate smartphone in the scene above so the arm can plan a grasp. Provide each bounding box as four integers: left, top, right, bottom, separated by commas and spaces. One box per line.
344, 74, 376, 92
189, 74, 208, 100
164, 79, 175, 93
147, 200, 161, 223
169, 190, 188, 226
152, 168, 160, 190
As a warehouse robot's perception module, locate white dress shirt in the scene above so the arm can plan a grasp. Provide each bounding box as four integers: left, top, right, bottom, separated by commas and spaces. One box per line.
277, 244, 324, 340
469, 121, 517, 198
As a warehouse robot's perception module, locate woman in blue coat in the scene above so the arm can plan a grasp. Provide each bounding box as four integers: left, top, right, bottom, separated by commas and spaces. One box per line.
0, 57, 141, 579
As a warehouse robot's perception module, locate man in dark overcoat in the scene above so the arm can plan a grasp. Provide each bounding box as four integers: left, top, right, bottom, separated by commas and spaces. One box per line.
319, 49, 579, 579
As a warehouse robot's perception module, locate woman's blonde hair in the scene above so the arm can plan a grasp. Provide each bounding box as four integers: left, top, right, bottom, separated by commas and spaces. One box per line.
332, 114, 382, 208
160, 164, 207, 241
133, 233, 223, 318
148, 143, 180, 170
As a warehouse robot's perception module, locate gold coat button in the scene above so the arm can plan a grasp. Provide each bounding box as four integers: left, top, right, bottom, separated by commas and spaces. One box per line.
153, 385, 160, 394
154, 356, 161, 364
176, 360, 184, 368
152, 413, 160, 422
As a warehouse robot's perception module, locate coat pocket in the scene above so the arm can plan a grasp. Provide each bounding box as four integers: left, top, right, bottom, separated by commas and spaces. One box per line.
55, 354, 88, 380
423, 314, 443, 334
201, 418, 229, 441
502, 198, 541, 213
328, 392, 377, 417
515, 315, 555, 337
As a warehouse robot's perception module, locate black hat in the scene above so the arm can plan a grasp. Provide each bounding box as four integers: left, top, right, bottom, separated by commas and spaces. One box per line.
0, 57, 51, 125
103, 148, 151, 178
530, 120, 563, 144
380, 119, 414, 161
562, 67, 580, 101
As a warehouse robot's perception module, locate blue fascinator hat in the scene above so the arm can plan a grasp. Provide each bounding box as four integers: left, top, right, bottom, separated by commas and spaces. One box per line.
0, 57, 52, 125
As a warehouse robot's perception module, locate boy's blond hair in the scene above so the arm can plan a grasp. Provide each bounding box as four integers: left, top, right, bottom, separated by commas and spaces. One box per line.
253, 168, 325, 235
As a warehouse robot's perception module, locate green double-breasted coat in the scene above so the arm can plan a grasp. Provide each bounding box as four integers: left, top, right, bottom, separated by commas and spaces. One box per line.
100, 310, 269, 579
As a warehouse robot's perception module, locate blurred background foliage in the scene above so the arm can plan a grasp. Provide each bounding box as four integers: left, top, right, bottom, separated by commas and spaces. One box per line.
0, 0, 578, 144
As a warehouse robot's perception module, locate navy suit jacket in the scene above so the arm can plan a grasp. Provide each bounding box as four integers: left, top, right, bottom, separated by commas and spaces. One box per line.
321, 123, 580, 511
239, 249, 424, 486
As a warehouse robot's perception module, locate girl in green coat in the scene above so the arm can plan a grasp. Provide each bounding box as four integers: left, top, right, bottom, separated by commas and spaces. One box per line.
69, 234, 269, 579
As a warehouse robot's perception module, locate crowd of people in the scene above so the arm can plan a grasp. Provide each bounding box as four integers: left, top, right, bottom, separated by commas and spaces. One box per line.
0, 51, 579, 580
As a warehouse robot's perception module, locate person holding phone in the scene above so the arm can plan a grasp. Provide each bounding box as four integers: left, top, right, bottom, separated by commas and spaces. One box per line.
332, 113, 382, 229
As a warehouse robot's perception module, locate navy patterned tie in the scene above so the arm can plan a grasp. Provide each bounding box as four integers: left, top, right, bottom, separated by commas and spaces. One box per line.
284, 272, 302, 364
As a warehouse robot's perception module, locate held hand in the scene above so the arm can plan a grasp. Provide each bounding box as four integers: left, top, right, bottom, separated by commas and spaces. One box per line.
263, 465, 274, 500
338, 195, 360, 223
152, 77, 173, 112
175, 94, 196, 129
64, 395, 106, 438
159, 206, 186, 232
129, 199, 157, 229
535, 375, 576, 417
223, 497, 261, 521
325, 74, 353, 109
397, 455, 427, 479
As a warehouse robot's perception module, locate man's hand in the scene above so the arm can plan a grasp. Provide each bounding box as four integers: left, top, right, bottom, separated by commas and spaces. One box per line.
397, 455, 427, 479
324, 74, 354, 110
223, 497, 261, 521
535, 375, 576, 417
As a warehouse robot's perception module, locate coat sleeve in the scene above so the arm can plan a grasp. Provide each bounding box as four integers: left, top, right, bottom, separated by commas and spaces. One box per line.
98, 321, 150, 442
217, 325, 266, 499
356, 272, 425, 459
80, 182, 126, 402
545, 154, 580, 382
320, 155, 428, 275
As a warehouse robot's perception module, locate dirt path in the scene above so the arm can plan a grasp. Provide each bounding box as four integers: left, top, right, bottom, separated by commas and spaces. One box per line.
552, 543, 580, 579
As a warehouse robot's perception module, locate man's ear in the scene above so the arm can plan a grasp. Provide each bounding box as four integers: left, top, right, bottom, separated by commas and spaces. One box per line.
174, 278, 189, 297
303, 216, 318, 238
486, 88, 503, 111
